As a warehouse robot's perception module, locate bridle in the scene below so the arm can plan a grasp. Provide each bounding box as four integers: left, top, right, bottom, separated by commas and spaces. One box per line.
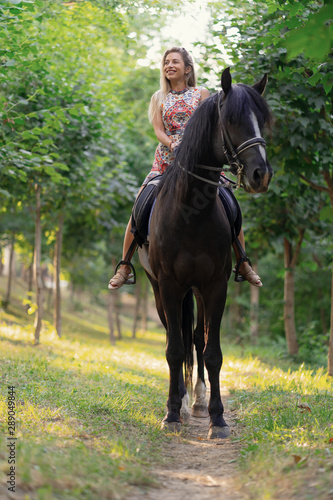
179, 92, 267, 190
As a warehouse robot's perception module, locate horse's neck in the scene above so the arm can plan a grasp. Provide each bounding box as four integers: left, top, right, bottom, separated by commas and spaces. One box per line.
182, 166, 221, 212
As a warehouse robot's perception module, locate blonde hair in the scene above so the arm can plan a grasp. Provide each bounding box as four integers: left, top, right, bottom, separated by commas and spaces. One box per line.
148, 47, 197, 123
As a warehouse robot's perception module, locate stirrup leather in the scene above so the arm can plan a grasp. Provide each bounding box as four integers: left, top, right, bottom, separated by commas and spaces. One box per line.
113, 260, 136, 285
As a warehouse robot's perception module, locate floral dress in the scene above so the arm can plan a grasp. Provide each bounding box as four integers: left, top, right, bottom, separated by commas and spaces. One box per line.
143, 87, 202, 185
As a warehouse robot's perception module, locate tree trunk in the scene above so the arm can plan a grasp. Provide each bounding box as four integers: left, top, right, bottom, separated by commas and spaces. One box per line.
328, 265, 333, 376
323, 172, 333, 376
228, 284, 241, 339
132, 280, 142, 338
0, 248, 3, 276
115, 294, 122, 339
283, 235, 304, 355
111, 258, 122, 339
302, 170, 333, 374
53, 213, 64, 338
284, 263, 298, 355
250, 257, 259, 342
34, 184, 43, 344
4, 237, 15, 307
107, 291, 116, 345
141, 280, 148, 332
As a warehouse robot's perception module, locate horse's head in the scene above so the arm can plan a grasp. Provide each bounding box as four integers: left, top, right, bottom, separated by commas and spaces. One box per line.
217, 68, 273, 193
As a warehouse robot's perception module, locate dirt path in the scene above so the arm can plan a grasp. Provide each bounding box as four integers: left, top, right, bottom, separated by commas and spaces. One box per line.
131, 393, 246, 500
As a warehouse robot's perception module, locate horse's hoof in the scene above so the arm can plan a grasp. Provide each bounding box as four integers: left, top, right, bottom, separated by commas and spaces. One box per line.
208, 425, 230, 439
161, 420, 182, 433
191, 404, 209, 418
180, 408, 191, 424
180, 393, 191, 424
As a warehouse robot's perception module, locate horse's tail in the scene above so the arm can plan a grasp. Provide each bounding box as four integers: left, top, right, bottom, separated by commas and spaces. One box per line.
182, 289, 194, 392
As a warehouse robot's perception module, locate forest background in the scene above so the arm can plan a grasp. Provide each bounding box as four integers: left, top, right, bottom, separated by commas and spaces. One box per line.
0, 0, 333, 372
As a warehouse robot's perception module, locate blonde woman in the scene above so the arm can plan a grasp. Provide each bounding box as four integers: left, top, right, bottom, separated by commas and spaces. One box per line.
109, 47, 262, 289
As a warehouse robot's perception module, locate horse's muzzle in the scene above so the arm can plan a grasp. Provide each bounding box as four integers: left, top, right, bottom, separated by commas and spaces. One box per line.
244, 162, 273, 193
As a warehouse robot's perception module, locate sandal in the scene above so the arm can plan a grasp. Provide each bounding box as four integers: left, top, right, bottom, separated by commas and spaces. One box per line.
234, 258, 262, 287
108, 261, 136, 290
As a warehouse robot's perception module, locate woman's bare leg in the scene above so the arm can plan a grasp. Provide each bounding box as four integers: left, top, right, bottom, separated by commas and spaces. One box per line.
108, 186, 144, 290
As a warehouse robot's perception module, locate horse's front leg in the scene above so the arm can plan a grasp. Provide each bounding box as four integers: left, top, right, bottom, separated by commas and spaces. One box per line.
192, 291, 209, 418
203, 283, 230, 439
160, 283, 184, 432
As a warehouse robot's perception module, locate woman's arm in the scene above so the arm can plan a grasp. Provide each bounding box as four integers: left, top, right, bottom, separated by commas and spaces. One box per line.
201, 87, 210, 102
152, 110, 175, 150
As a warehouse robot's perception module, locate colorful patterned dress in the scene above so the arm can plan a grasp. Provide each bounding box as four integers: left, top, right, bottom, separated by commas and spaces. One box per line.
143, 87, 202, 185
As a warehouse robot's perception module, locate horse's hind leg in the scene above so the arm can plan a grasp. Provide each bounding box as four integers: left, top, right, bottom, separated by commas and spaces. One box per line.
203, 283, 230, 439
192, 292, 209, 418
146, 273, 167, 328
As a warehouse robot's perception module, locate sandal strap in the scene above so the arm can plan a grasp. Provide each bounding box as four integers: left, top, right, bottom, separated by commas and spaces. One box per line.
234, 256, 252, 283
113, 260, 136, 285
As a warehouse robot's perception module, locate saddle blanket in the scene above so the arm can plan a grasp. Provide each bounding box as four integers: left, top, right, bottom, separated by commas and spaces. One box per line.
131, 175, 242, 246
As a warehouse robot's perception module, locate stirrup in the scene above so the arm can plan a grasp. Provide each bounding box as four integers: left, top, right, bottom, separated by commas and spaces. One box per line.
113, 260, 136, 285
234, 256, 252, 283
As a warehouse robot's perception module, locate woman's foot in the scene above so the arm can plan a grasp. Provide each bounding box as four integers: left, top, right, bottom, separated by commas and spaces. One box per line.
108, 265, 133, 290
236, 261, 262, 287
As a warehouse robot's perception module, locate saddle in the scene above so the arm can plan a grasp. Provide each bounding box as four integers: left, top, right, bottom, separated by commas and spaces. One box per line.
131, 175, 242, 247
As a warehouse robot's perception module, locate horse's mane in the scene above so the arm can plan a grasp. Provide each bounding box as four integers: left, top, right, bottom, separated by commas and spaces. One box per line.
157, 83, 272, 200
221, 84, 272, 129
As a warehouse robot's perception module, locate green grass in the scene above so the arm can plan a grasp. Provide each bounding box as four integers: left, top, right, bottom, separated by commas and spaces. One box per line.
0, 281, 171, 499
0, 278, 332, 499
220, 351, 333, 499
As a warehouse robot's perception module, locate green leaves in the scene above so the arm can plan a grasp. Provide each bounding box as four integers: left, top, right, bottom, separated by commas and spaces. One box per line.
283, 3, 333, 63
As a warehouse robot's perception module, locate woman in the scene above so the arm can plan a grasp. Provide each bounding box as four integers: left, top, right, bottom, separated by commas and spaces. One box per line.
109, 47, 262, 289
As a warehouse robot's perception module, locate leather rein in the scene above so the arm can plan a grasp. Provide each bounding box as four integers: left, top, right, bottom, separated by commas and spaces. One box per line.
179, 92, 267, 190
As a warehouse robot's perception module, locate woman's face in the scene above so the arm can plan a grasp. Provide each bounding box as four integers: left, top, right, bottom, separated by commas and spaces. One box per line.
164, 52, 190, 83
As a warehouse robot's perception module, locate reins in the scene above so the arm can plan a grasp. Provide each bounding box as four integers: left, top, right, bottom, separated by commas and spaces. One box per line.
178, 92, 267, 191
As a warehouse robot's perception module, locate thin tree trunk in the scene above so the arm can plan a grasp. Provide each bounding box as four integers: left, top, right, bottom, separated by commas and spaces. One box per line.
111, 257, 122, 339
132, 280, 142, 338
284, 262, 298, 355
328, 264, 333, 376
250, 258, 259, 342
53, 213, 64, 338
302, 170, 333, 374
323, 172, 333, 375
229, 284, 241, 339
283, 230, 304, 356
4, 237, 15, 307
115, 294, 122, 339
27, 259, 33, 299
312, 253, 328, 334
0, 248, 3, 276
34, 184, 43, 344
141, 280, 148, 332
107, 291, 116, 345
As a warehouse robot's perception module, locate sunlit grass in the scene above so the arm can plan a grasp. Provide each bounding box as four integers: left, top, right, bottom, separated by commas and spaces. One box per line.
220, 353, 333, 500
0, 316, 169, 499
0, 278, 332, 499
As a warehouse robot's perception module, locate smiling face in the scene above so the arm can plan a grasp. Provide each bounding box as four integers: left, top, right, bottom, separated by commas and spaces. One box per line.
163, 51, 190, 86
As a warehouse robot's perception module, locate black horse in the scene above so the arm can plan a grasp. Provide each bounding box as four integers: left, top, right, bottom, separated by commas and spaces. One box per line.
138, 68, 272, 439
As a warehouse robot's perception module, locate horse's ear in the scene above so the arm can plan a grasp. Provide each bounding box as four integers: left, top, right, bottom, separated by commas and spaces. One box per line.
253, 74, 268, 95
221, 67, 232, 95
